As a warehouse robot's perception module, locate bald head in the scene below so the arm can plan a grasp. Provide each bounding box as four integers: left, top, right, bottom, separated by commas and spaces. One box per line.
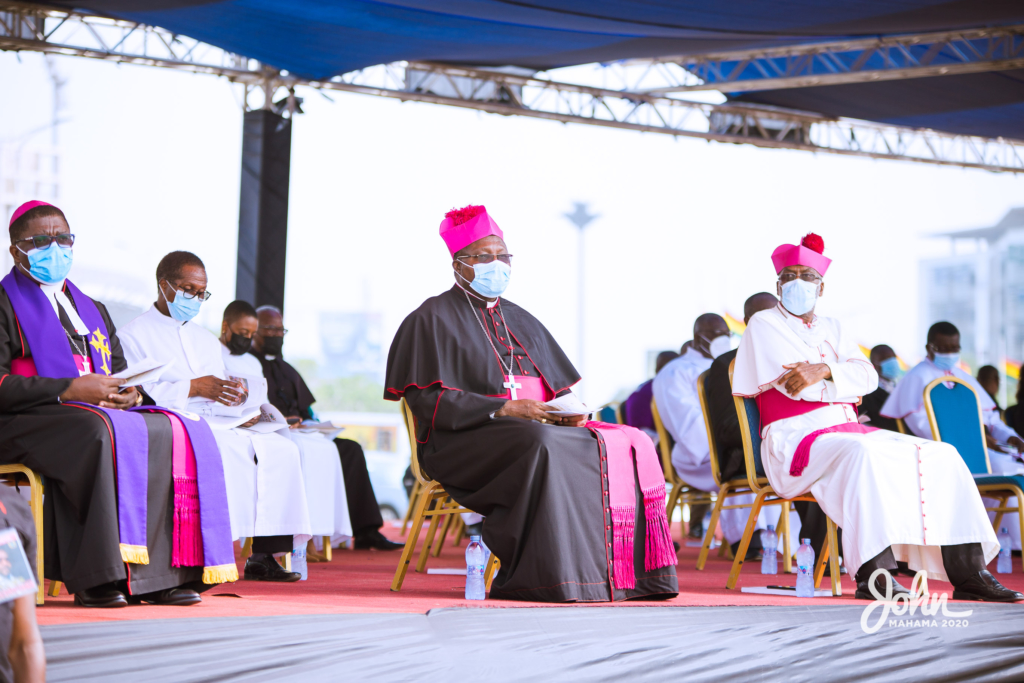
743, 292, 778, 324
655, 350, 679, 374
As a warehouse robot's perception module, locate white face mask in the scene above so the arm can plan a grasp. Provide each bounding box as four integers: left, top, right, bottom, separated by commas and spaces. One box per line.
780, 279, 820, 316
702, 334, 732, 359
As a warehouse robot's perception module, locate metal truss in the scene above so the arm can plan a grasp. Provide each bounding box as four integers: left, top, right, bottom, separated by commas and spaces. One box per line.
634, 24, 1024, 95
2, 1, 1023, 173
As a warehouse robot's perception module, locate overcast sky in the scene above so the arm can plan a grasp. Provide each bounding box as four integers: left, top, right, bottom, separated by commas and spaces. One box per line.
3, 52, 1023, 404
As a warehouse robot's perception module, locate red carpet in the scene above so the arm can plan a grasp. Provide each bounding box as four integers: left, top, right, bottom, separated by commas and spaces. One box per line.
37, 523, 1024, 626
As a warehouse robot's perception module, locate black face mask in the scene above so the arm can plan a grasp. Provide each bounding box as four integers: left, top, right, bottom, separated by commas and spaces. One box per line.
226, 332, 254, 356
261, 335, 284, 357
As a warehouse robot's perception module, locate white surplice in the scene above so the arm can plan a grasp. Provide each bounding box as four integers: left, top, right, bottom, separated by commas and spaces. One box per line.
220, 345, 353, 542
733, 304, 998, 582
119, 305, 311, 543
882, 359, 1024, 549
652, 347, 777, 545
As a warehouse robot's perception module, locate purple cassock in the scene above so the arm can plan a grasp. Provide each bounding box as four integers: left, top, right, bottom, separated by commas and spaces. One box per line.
622, 379, 656, 433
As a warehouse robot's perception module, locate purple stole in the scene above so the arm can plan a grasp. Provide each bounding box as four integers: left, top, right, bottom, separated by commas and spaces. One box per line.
1, 268, 237, 584
1, 267, 152, 564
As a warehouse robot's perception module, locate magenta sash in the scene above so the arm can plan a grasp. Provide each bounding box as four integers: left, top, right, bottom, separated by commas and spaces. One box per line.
757, 387, 857, 428
585, 422, 676, 590
790, 422, 879, 476
496, 375, 553, 401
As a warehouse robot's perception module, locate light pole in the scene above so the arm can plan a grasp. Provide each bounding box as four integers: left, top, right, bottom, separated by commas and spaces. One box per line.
563, 202, 599, 400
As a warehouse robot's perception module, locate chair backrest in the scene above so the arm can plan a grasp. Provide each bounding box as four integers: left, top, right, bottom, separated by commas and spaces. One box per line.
650, 398, 678, 484
895, 418, 907, 435
923, 376, 991, 475
696, 370, 724, 488
728, 359, 766, 487
596, 403, 621, 424
400, 398, 433, 485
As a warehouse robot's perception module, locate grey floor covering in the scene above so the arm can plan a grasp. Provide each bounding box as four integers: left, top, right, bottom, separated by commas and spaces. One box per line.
40, 604, 1024, 682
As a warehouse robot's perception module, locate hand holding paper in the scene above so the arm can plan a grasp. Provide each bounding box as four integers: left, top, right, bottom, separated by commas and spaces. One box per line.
544, 393, 590, 417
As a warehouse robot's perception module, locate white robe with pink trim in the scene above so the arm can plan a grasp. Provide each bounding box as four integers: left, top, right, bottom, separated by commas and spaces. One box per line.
733, 304, 997, 582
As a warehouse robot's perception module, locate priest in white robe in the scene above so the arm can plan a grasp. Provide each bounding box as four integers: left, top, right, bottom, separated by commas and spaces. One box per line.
881, 321, 1024, 550
653, 314, 779, 556
733, 233, 1019, 602
218, 299, 353, 549
119, 251, 311, 583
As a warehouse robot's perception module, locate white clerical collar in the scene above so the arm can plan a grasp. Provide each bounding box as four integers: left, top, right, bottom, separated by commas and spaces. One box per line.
776, 303, 826, 347
147, 304, 188, 327
264, 355, 278, 360
455, 282, 499, 308
37, 278, 90, 335
879, 377, 897, 393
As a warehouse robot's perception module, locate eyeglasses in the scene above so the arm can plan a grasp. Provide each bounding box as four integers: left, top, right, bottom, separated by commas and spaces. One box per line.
779, 272, 822, 284
457, 253, 513, 265
260, 326, 289, 336
166, 280, 212, 301
14, 234, 75, 250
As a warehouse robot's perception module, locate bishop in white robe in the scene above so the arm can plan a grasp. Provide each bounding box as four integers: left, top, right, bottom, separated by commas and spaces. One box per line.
732, 233, 1019, 602
881, 322, 1024, 550
118, 252, 311, 581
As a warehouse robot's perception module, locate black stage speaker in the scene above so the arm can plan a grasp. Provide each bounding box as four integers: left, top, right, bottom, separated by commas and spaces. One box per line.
236, 109, 292, 311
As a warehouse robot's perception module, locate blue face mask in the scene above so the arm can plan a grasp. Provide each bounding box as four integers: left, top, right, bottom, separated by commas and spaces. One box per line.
780, 279, 819, 316
463, 261, 511, 299
879, 357, 903, 381
161, 284, 203, 322
19, 241, 73, 285
932, 352, 960, 372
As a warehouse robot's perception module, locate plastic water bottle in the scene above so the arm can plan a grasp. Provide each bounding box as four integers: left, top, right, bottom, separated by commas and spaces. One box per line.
997, 527, 1013, 574
760, 525, 778, 575
796, 538, 815, 597
291, 547, 307, 581
465, 535, 486, 600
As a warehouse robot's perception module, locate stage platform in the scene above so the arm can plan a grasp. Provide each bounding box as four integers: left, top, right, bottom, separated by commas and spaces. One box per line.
36, 524, 1024, 681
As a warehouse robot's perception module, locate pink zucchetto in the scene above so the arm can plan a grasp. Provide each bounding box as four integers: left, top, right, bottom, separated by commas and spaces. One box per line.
771, 232, 831, 276
9, 200, 56, 229
439, 205, 504, 258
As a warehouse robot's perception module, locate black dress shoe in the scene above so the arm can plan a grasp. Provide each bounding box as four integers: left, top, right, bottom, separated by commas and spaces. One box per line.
74, 584, 128, 608
353, 530, 404, 551
855, 572, 912, 600
129, 587, 202, 606
244, 554, 301, 582
952, 570, 1024, 602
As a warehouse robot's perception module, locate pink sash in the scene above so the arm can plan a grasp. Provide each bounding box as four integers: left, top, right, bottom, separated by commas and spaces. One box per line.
790, 422, 878, 476
165, 414, 203, 566
585, 422, 676, 590
497, 375, 554, 401
12, 355, 90, 376
757, 387, 857, 427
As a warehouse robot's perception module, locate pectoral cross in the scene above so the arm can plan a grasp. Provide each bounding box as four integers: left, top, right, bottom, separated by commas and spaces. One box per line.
503, 374, 522, 400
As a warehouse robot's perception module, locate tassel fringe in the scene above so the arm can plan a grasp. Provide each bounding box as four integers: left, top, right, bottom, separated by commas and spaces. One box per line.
203, 563, 239, 584
642, 485, 677, 571
172, 476, 204, 568
611, 505, 636, 590
120, 543, 150, 565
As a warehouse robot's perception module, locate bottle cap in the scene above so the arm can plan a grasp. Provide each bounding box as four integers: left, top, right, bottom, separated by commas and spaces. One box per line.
767, 525, 774, 531
1001, 527, 1009, 533
801, 538, 811, 544
470, 535, 482, 542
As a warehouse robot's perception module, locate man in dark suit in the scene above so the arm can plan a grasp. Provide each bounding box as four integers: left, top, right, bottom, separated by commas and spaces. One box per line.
860, 344, 901, 433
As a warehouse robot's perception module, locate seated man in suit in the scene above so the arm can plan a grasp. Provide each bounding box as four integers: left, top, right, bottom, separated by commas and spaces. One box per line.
858, 344, 901, 432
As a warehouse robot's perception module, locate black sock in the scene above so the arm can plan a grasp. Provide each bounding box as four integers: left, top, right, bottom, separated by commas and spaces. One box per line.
941, 543, 986, 586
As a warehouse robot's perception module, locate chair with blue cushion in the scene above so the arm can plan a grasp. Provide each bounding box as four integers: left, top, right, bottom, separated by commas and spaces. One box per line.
924, 376, 1023, 559
595, 403, 621, 424
726, 360, 843, 594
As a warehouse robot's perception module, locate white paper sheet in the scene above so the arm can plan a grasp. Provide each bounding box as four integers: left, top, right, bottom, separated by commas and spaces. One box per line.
544, 393, 590, 417
111, 357, 169, 387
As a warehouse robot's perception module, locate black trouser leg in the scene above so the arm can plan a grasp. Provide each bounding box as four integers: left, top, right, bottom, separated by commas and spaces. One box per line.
335, 438, 384, 536
855, 546, 898, 583
252, 535, 292, 554
941, 543, 986, 586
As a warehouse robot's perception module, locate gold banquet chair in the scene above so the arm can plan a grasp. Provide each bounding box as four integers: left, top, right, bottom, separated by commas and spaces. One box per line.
0, 466, 52, 605
650, 398, 715, 540
726, 359, 843, 594
392, 399, 499, 591
695, 369, 792, 572
924, 376, 1024, 561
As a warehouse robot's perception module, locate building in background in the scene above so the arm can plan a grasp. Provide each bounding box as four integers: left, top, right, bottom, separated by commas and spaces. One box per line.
921, 207, 1024, 406
0, 143, 61, 271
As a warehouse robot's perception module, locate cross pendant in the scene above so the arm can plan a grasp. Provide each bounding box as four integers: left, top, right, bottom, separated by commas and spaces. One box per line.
503, 374, 522, 400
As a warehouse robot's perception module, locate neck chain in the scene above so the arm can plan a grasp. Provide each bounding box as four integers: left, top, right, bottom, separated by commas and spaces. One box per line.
462, 288, 515, 378
63, 327, 86, 357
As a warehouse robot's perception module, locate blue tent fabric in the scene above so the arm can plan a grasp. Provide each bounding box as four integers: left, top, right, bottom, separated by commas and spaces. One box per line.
50, 1, 1024, 139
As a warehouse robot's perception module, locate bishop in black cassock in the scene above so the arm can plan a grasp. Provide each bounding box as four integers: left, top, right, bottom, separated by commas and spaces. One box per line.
384, 205, 678, 602
0, 202, 209, 607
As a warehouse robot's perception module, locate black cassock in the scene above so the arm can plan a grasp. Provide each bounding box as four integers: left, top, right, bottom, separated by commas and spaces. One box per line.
385, 286, 679, 602
0, 287, 200, 594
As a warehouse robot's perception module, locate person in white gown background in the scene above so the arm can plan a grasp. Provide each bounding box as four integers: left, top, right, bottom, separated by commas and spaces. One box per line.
119, 251, 311, 583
